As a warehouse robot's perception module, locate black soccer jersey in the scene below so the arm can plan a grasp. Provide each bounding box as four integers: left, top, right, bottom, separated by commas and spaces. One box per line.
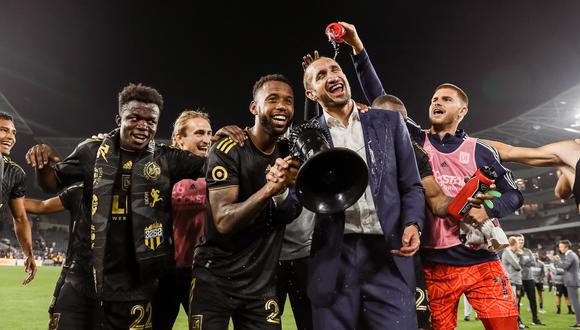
57, 183, 96, 298
194, 134, 299, 298
1, 155, 25, 206
55, 137, 206, 301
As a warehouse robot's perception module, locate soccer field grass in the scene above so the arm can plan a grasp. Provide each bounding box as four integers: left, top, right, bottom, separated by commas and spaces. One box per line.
1, 266, 578, 329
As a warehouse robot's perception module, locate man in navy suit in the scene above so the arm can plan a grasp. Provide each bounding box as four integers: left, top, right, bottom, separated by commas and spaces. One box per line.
302, 56, 425, 329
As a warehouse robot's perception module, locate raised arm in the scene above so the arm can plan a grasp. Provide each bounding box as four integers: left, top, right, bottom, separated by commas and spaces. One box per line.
9, 197, 36, 284
481, 139, 580, 168
24, 196, 65, 214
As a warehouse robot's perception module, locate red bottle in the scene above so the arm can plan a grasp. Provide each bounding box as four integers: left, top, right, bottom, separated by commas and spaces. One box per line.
325, 23, 346, 43
447, 166, 497, 220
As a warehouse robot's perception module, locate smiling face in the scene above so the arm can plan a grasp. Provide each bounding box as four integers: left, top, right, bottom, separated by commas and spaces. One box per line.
0, 119, 16, 156
250, 80, 294, 137
174, 117, 212, 157
116, 100, 159, 151
304, 57, 351, 109
429, 87, 468, 131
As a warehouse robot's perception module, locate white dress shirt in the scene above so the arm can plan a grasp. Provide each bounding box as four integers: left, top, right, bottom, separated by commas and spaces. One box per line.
323, 104, 383, 235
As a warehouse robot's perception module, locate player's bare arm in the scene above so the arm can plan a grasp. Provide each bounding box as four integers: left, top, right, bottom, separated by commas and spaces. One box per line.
210, 157, 295, 235
25, 144, 61, 193
24, 196, 65, 214
10, 197, 37, 284
482, 139, 580, 168
422, 175, 452, 217
556, 167, 574, 200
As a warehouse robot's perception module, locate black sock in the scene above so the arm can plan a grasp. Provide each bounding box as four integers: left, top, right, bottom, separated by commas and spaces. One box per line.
540, 303, 543, 309
569, 305, 573, 312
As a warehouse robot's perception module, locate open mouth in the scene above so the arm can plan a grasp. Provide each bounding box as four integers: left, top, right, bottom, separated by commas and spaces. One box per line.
272, 114, 288, 126
198, 146, 209, 153
432, 107, 445, 117
328, 82, 345, 96
0, 140, 13, 148
132, 133, 148, 144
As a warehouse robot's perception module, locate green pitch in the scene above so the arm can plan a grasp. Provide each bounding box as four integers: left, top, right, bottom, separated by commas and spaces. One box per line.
0, 266, 578, 329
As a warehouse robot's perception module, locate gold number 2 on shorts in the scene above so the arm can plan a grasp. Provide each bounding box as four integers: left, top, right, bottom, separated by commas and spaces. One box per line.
265, 299, 281, 324
129, 303, 152, 330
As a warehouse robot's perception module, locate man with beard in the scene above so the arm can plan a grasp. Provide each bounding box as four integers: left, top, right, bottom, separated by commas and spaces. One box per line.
302, 53, 425, 327
189, 74, 302, 330
0, 112, 36, 285
23, 184, 88, 328
26, 83, 206, 329
341, 21, 524, 329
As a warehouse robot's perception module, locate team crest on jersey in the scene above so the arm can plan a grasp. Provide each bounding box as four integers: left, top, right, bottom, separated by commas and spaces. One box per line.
48, 313, 60, 330
144, 188, 163, 207
91, 194, 98, 215
97, 144, 110, 162
191, 315, 203, 330
211, 166, 228, 181
459, 151, 470, 164
144, 222, 164, 250
144, 162, 161, 181
93, 167, 103, 186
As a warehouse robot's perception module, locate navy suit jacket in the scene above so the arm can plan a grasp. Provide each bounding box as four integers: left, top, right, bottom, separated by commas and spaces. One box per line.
307, 107, 426, 307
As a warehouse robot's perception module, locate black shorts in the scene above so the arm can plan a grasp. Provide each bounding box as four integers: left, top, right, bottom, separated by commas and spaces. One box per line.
556, 284, 569, 298
189, 266, 281, 330
535, 282, 544, 293
49, 282, 97, 330
49, 281, 153, 330
415, 256, 431, 329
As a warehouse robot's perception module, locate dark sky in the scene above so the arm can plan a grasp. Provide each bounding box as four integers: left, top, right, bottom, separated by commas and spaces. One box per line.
2, 0, 580, 156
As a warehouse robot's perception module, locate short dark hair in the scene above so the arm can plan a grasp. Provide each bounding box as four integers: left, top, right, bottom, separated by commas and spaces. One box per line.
560, 240, 572, 248
252, 74, 293, 99
0, 112, 14, 122
118, 83, 164, 114
372, 94, 405, 108
435, 83, 469, 106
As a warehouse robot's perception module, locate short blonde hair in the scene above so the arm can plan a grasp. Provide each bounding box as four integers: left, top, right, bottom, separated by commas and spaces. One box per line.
171, 109, 210, 146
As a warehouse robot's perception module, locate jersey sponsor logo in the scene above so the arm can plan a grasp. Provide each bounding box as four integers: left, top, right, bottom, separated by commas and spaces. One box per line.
97, 144, 110, 162
190, 314, 203, 330
91, 194, 98, 215
440, 161, 449, 168
144, 222, 164, 250
93, 167, 103, 186
216, 137, 237, 154
211, 166, 228, 181
459, 151, 470, 164
144, 188, 163, 208
144, 162, 161, 181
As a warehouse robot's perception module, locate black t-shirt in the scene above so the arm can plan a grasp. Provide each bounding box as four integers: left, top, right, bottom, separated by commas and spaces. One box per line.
1, 156, 25, 209
55, 137, 206, 301
194, 135, 289, 298
413, 142, 433, 180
